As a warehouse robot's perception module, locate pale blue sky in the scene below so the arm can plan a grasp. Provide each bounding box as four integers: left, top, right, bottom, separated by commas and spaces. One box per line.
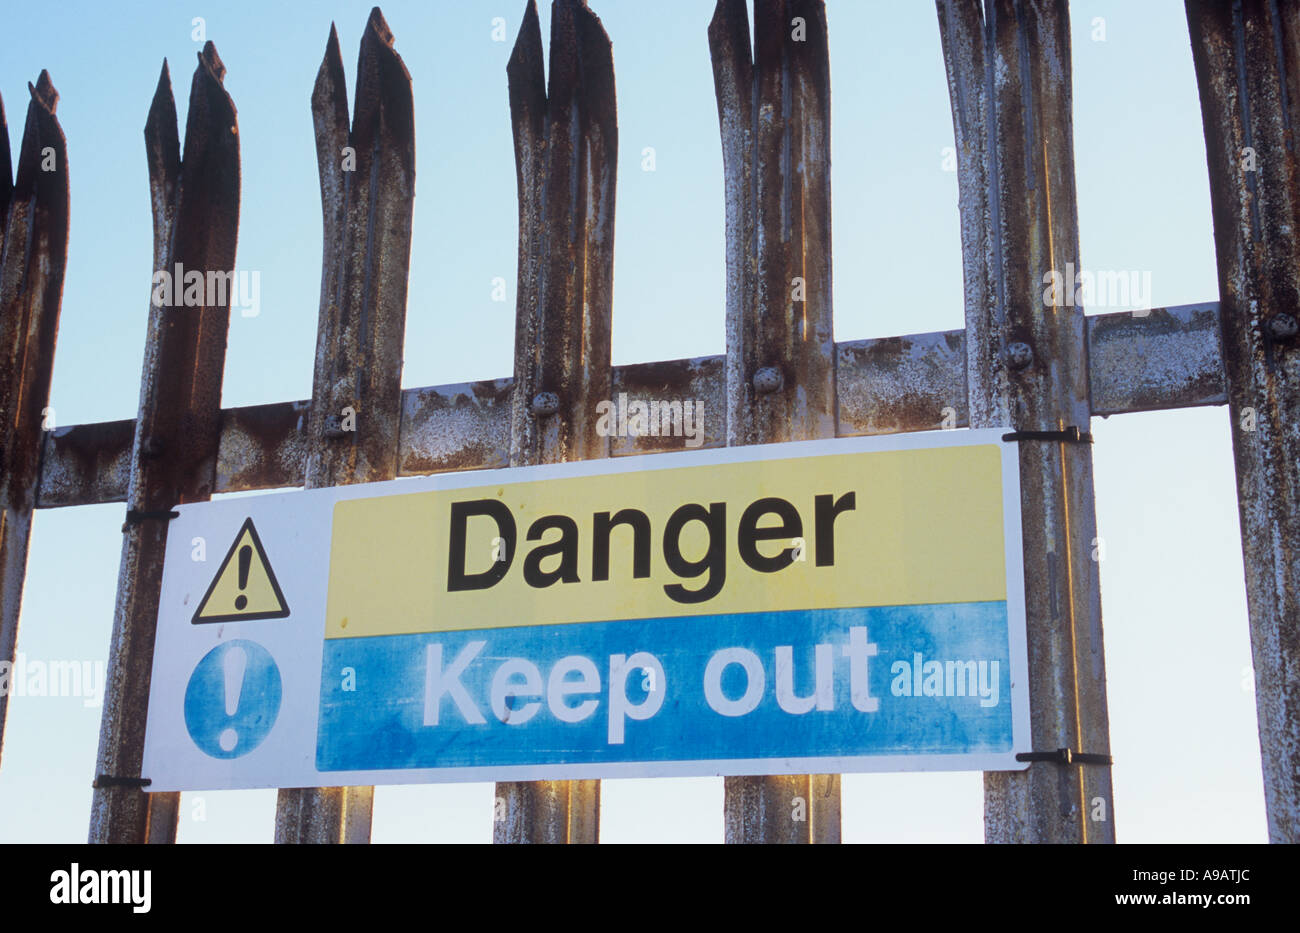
0, 0, 1265, 842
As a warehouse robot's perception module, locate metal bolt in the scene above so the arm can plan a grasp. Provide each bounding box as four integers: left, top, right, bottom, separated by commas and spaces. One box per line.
753, 366, 784, 395
323, 413, 349, 439
1006, 341, 1034, 370
1266, 312, 1298, 341
531, 391, 560, 417
140, 437, 164, 459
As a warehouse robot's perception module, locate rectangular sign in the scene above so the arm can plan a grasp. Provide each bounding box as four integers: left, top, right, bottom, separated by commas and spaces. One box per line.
142, 430, 1030, 790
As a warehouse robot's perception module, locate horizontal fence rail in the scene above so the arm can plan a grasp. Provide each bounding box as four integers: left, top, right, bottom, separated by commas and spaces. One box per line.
34, 302, 1227, 508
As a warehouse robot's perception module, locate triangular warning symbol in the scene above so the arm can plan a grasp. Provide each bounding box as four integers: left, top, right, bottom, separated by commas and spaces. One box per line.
192, 517, 290, 624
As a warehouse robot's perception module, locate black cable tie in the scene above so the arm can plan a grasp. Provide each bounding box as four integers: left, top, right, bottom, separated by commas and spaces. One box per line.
1015, 748, 1112, 767
121, 508, 180, 533
92, 774, 153, 789
1001, 426, 1093, 445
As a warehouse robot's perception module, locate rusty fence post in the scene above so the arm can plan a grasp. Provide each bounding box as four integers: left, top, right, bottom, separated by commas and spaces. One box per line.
937, 0, 1115, 843
709, 0, 839, 844
275, 8, 415, 845
0, 74, 69, 767
89, 45, 240, 843
1187, 0, 1300, 844
494, 0, 616, 844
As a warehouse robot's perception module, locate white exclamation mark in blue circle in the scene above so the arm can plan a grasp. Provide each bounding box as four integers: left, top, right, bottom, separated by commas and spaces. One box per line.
219, 645, 247, 752
184, 640, 282, 759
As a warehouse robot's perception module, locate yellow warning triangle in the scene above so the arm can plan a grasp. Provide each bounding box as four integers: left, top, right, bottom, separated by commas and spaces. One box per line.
192, 517, 290, 624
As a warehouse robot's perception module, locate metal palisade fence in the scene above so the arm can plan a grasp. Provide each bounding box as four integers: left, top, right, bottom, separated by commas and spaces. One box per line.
0, 0, 1295, 845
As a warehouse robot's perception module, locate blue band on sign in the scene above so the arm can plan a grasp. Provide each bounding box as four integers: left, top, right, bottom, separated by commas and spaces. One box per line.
316, 602, 1014, 773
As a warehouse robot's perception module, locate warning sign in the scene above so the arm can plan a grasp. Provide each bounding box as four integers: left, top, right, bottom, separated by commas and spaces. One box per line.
192, 517, 290, 624
144, 431, 1031, 792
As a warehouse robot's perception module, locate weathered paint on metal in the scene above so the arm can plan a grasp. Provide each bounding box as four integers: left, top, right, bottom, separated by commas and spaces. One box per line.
399, 378, 512, 474
938, 0, 1115, 843
495, 0, 615, 845
837, 331, 968, 436
275, 8, 415, 845
0, 73, 69, 766
609, 356, 726, 454
1087, 303, 1226, 415
33, 305, 1231, 509
1187, 0, 1300, 844
217, 400, 311, 493
710, 0, 840, 844
89, 46, 240, 844
37, 420, 134, 508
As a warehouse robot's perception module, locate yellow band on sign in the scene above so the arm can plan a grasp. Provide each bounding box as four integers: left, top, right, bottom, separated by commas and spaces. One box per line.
325, 444, 1007, 639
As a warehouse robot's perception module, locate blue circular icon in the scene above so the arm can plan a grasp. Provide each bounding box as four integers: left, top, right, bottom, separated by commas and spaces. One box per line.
184, 640, 282, 759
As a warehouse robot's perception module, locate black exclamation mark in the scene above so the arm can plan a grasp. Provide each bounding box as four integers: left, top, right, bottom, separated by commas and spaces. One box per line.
235, 544, 251, 611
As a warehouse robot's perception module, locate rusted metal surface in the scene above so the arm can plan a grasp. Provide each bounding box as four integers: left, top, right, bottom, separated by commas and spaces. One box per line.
89, 46, 240, 843
609, 356, 725, 454
1187, 0, 1300, 843
1087, 303, 1226, 415
217, 400, 310, 493
837, 331, 967, 435
938, 0, 1115, 843
37, 420, 133, 508
495, 0, 615, 845
399, 378, 512, 474
275, 9, 415, 845
0, 73, 69, 766
710, 0, 839, 844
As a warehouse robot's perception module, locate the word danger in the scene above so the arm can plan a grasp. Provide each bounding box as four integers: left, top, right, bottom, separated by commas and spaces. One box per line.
445, 491, 857, 604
